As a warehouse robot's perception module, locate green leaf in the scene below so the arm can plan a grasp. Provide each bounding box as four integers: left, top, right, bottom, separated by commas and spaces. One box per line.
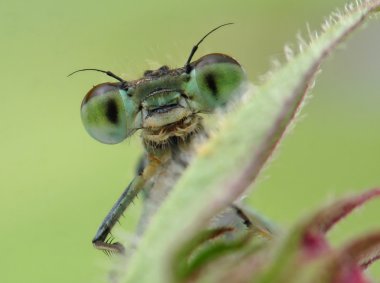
121, 1, 380, 282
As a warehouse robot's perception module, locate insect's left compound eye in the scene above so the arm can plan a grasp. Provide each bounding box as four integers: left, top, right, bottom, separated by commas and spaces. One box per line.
81, 83, 129, 144
191, 53, 247, 110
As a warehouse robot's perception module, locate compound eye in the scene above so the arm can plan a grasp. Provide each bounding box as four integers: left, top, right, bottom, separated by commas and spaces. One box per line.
193, 54, 247, 109
81, 83, 128, 144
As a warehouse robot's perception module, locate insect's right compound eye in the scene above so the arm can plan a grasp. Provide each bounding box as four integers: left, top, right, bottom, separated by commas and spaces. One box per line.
81, 83, 129, 144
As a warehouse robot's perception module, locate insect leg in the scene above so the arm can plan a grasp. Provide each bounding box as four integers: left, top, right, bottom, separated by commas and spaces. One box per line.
231, 204, 275, 240
92, 160, 159, 253
92, 176, 145, 253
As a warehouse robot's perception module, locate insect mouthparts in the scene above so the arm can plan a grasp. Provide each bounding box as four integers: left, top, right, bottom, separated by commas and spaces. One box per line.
148, 103, 181, 115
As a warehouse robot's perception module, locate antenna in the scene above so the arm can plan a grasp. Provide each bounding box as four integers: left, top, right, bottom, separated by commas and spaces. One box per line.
68, 68, 128, 88
184, 23, 234, 73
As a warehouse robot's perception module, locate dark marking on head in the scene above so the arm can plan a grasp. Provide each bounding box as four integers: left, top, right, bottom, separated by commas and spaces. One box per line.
159, 65, 169, 72
106, 99, 119, 124
205, 73, 218, 96
144, 70, 153, 76
143, 66, 171, 78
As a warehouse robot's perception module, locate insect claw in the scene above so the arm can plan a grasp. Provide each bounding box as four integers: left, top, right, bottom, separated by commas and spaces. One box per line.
106, 236, 114, 245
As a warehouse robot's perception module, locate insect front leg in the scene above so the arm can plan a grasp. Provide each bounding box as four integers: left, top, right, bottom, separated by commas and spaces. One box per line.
92, 159, 159, 254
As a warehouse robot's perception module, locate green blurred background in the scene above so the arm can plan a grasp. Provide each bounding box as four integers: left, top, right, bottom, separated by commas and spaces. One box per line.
0, 0, 379, 282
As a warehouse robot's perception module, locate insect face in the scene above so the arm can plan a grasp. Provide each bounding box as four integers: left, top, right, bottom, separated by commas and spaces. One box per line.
80, 55, 247, 145
131, 72, 194, 130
